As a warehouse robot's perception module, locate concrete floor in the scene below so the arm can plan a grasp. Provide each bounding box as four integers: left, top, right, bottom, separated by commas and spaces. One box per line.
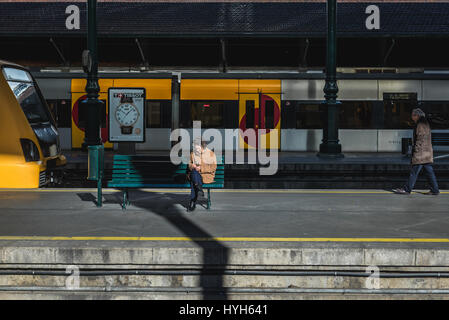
0, 189, 448, 243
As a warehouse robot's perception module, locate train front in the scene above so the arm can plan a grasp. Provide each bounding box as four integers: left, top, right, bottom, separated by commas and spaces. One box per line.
0, 61, 66, 188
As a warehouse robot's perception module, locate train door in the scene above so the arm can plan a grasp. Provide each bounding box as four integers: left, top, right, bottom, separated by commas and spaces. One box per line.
239, 93, 258, 149
238, 91, 281, 150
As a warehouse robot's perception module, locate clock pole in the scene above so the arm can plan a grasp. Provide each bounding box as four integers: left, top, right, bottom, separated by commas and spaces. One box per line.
82, 0, 103, 147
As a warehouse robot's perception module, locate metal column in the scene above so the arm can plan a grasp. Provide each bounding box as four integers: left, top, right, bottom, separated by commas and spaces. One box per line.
82, 0, 103, 148
318, 0, 343, 158
171, 74, 180, 132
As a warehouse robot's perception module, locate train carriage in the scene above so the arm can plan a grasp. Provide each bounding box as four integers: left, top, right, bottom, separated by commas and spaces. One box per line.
33, 73, 449, 154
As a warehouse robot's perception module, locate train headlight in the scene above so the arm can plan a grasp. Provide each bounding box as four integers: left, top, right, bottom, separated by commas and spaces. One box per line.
20, 138, 40, 162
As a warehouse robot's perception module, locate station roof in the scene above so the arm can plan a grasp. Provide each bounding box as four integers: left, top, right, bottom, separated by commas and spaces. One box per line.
2, 36, 449, 69
0, 1, 449, 37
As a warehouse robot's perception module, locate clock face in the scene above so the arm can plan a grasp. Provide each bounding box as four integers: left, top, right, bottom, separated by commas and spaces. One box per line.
115, 103, 139, 126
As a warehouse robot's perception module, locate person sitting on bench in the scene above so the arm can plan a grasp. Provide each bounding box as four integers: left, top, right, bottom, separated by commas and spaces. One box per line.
187, 139, 217, 211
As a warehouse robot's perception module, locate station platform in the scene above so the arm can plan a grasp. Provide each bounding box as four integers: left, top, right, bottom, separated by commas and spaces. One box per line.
1, 188, 449, 299
60, 150, 449, 189
1, 187, 449, 240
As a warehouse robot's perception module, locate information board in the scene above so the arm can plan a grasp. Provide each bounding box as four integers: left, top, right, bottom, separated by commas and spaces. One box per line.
108, 88, 146, 142
383, 92, 418, 101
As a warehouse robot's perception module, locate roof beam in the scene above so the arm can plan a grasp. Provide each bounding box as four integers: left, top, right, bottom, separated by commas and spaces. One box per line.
49, 37, 68, 66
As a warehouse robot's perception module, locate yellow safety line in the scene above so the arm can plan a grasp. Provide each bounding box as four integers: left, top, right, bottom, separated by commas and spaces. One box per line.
1, 189, 448, 194
1, 236, 449, 243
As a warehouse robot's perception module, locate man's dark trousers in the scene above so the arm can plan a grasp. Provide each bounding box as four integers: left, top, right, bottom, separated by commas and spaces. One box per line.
403, 164, 439, 193
190, 169, 203, 201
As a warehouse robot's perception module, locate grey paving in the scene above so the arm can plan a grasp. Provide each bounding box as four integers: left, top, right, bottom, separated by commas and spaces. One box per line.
0, 189, 448, 244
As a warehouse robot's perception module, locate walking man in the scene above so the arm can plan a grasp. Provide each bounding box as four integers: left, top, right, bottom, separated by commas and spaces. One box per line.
393, 108, 439, 195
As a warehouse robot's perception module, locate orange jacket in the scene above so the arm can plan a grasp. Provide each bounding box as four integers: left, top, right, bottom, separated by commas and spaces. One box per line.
188, 148, 217, 184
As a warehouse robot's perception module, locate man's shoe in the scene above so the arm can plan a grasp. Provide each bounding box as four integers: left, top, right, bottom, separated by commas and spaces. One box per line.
393, 188, 410, 195
424, 191, 440, 195
187, 200, 196, 211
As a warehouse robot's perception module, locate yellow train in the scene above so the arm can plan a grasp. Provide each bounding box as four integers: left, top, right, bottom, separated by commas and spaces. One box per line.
70, 78, 281, 150
0, 60, 66, 188
30, 73, 449, 155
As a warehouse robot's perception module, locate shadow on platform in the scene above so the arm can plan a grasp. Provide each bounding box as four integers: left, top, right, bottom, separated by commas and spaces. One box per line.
78, 190, 229, 300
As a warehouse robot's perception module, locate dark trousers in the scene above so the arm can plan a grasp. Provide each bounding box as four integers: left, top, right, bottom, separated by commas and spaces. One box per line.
403, 163, 439, 193
190, 169, 203, 201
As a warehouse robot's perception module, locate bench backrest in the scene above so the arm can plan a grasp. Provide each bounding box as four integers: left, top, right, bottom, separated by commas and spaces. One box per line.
110, 154, 224, 185
432, 130, 449, 152
432, 131, 449, 146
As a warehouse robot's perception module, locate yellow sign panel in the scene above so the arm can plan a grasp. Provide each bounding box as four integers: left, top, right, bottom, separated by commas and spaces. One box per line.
238, 79, 281, 94
71, 78, 171, 148
181, 79, 238, 100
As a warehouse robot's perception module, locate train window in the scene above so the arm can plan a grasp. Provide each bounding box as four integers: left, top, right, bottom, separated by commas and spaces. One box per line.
2, 67, 32, 82
146, 101, 162, 128
6, 81, 50, 124
421, 102, 449, 129
190, 101, 224, 128
223, 101, 239, 128
3, 66, 52, 124
161, 101, 172, 128
383, 99, 415, 129
47, 99, 71, 128
339, 101, 374, 129
180, 101, 191, 128
294, 101, 378, 129
281, 101, 296, 129
265, 100, 275, 129
246, 100, 255, 128
180, 101, 237, 129
295, 103, 323, 129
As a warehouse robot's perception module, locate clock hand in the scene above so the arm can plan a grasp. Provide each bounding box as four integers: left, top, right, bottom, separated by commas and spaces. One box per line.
121, 112, 130, 124
123, 110, 135, 124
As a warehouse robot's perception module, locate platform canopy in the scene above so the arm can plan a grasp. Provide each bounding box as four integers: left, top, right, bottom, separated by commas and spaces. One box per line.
0, 0, 448, 37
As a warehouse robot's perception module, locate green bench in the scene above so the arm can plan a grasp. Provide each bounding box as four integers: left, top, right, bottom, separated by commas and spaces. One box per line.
106, 154, 224, 209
